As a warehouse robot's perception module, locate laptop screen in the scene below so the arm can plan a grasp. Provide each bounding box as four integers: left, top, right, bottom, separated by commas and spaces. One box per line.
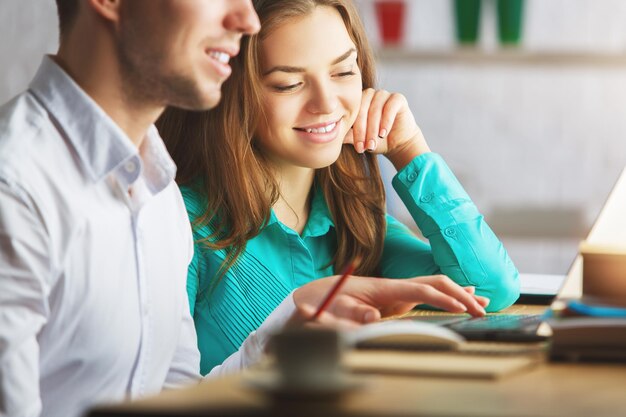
558, 166, 626, 299
518, 167, 626, 302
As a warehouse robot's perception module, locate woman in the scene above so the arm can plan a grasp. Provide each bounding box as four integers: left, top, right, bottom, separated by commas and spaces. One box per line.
158, 0, 519, 374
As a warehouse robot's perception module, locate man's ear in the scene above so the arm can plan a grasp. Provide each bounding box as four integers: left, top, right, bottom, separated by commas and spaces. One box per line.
87, 0, 121, 24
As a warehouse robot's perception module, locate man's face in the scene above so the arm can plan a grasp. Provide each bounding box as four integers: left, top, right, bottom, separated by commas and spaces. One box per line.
116, 0, 260, 110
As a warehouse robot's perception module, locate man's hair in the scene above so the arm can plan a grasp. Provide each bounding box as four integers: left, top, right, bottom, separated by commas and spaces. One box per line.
55, 0, 80, 38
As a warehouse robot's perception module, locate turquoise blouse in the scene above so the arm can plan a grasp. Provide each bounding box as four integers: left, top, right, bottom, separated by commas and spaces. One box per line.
182, 153, 519, 374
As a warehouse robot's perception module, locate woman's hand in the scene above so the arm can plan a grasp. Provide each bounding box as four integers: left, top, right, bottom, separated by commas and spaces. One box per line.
344, 88, 431, 170
292, 274, 489, 326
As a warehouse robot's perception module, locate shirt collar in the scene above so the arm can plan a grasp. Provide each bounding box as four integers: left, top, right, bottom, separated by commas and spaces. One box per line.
138, 126, 177, 194
28, 56, 175, 193
267, 185, 335, 238
301, 186, 334, 238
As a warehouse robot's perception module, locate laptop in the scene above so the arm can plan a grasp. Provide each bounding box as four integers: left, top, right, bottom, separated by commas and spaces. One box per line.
405, 167, 626, 343
517, 273, 567, 305
402, 313, 548, 342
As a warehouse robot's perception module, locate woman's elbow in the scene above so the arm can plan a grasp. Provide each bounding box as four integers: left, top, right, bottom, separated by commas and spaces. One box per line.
481, 262, 520, 312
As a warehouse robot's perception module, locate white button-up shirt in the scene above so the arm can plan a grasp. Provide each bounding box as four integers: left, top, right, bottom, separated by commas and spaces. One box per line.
0, 57, 294, 417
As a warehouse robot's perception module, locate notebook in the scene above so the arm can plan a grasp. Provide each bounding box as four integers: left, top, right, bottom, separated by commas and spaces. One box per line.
345, 350, 542, 379
407, 167, 626, 343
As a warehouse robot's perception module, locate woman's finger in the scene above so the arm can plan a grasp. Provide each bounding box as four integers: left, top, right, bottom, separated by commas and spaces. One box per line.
290, 302, 362, 330
378, 92, 406, 141
364, 89, 391, 152
463, 286, 476, 295
329, 294, 382, 323
351, 88, 375, 153
475, 295, 491, 308
462, 286, 491, 308
415, 275, 487, 317
382, 282, 469, 316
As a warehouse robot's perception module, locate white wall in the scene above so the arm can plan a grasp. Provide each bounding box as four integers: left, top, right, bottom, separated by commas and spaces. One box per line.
360, 0, 626, 52
3, 0, 626, 274
0, 0, 59, 104
357, 0, 626, 274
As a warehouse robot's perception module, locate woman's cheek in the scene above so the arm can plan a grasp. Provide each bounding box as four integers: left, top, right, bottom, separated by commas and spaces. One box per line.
345, 90, 362, 126
264, 97, 290, 132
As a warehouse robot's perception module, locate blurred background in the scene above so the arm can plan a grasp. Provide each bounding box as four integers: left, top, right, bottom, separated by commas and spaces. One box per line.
2, 0, 626, 275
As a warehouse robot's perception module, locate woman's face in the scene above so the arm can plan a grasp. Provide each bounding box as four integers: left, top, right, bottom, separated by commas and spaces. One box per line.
255, 6, 363, 171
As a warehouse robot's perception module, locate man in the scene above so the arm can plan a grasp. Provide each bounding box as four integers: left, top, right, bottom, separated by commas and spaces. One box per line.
0, 1, 487, 416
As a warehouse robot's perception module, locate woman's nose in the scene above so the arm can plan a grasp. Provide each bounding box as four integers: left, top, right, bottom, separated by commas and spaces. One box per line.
307, 82, 339, 115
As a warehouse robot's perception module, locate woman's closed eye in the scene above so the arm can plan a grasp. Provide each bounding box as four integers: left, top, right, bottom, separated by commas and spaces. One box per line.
270, 68, 356, 92
272, 82, 303, 92
335, 70, 356, 78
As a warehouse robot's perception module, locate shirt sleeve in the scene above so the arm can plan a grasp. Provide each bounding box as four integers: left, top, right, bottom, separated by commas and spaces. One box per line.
381, 152, 520, 311
204, 292, 296, 378
0, 179, 50, 417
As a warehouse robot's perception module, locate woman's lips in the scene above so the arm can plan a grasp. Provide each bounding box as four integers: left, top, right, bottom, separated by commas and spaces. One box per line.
294, 119, 342, 144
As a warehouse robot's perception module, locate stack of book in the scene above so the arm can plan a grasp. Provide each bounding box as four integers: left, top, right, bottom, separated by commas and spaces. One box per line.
549, 297, 626, 362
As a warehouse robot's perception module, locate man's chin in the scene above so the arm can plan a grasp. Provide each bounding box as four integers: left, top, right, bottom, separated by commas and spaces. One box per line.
199, 89, 222, 110
168, 88, 222, 112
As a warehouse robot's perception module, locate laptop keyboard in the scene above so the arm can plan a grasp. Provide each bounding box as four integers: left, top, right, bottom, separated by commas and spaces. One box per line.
450, 314, 543, 331
450, 314, 545, 341
406, 314, 546, 342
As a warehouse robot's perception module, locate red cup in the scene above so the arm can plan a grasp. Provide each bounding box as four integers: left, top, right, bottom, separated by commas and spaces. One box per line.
374, 0, 406, 46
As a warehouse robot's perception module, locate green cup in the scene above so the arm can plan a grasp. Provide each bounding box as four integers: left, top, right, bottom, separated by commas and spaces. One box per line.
454, 0, 481, 45
497, 0, 524, 45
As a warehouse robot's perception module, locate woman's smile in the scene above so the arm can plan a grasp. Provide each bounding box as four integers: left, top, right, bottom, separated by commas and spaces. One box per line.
293, 117, 342, 144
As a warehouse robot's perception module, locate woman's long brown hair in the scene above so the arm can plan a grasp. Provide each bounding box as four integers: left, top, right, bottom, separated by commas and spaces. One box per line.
157, 0, 386, 282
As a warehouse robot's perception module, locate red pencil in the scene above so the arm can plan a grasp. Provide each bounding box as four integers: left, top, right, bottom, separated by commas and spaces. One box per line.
310, 255, 363, 321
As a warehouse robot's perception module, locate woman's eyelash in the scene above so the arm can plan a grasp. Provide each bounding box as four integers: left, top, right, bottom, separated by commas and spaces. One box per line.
274, 83, 302, 92
272, 71, 355, 91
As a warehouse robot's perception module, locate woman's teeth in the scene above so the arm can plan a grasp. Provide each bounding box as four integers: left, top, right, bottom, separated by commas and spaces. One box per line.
304, 122, 336, 134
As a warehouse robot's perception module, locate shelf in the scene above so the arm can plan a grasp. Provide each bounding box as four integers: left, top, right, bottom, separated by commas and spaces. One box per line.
375, 48, 626, 67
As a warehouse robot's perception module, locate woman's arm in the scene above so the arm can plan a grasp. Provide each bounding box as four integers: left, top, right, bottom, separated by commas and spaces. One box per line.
346, 89, 519, 311
381, 153, 519, 312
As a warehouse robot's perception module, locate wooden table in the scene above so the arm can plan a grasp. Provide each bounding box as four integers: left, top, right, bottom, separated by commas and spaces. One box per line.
88, 305, 626, 417
90, 169, 626, 417
89, 361, 626, 417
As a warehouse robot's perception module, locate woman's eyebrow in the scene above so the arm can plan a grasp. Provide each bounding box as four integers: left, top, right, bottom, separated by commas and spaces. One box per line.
262, 48, 357, 76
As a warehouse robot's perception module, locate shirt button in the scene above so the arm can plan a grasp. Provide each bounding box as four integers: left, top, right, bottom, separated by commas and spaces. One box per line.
444, 227, 457, 237
407, 171, 418, 182
124, 161, 136, 173
420, 193, 433, 203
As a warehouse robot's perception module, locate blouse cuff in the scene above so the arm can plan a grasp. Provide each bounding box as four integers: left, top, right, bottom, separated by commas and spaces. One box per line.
391, 152, 480, 238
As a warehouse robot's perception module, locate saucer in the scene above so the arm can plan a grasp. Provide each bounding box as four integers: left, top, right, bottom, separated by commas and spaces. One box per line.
243, 371, 364, 400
